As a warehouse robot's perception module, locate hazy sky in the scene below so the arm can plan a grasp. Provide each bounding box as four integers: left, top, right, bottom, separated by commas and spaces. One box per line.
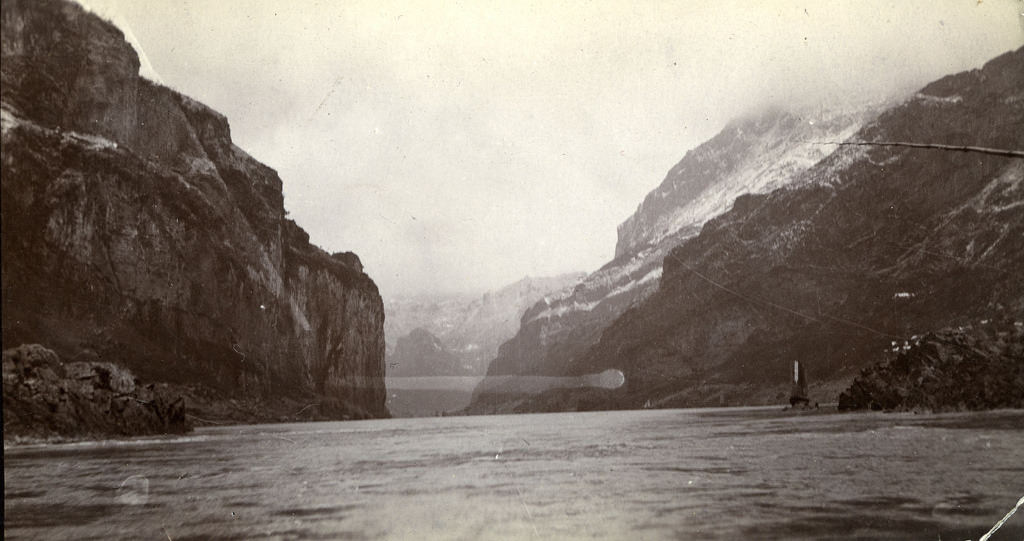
78, 0, 1022, 297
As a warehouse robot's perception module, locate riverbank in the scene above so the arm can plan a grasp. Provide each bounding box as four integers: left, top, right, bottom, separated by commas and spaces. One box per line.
839, 324, 1024, 412
3, 344, 190, 443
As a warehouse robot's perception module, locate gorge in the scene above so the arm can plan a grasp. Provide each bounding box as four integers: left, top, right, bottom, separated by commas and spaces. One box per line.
2, 0, 1021, 439
3, 3, 1023, 539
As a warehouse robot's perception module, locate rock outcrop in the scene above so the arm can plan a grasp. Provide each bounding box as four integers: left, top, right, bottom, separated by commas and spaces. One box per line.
473, 47, 1024, 413
1, 0, 388, 426
838, 323, 1024, 411
3, 344, 190, 440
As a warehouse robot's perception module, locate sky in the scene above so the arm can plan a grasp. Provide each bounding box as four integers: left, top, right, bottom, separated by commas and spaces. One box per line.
77, 0, 1023, 297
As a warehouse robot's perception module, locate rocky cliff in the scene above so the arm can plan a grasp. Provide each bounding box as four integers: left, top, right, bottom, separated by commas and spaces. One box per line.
1, 0, 388, 427
507, 47, 1023, 412
468, 107, 875, 412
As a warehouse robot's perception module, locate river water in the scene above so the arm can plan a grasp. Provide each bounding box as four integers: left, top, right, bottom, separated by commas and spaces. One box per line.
4, 408, 1023, 540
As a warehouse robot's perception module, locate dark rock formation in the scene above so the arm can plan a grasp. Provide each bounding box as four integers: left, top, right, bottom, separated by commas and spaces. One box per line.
3, 344, 190, 440
1, 0, 387, 425
838, 323, 1024, 412
476, 46, 1024, 413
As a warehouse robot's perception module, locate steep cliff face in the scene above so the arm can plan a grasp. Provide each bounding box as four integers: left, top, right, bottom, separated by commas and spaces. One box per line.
468, 108, 874, 412
1, 0, 387, 422
526, 47, 1024, 412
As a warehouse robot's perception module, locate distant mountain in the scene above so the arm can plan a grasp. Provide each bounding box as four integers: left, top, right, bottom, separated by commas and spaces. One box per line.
385, 272, 585, 373
384, 328, 473, 417
384, 294, 476, 356
389, 328, 466, 377
384, 273, 583, 416
479, 47, 1024, 413
467, 106, 878, 412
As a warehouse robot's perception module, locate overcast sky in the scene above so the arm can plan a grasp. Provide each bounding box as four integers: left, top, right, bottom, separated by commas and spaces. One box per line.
78, 0, 1022, 297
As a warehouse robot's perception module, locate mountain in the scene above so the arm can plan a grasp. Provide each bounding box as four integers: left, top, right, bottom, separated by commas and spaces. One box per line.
615, 107, 871, 259
483, 47, 1024, 413
384, 273, 583, 416
384, 294, 475, 357
467, 107, 877, 413
388, 328, 467, 377
1, 0, 388, 429
385, 272, 585, 372
383, 328, 474, 417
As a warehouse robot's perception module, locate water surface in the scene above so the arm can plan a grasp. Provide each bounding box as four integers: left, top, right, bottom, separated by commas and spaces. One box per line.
5, 408, 1023, 539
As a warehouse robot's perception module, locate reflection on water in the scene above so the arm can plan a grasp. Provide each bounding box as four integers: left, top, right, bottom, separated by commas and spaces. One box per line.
4, 408, 1023, 540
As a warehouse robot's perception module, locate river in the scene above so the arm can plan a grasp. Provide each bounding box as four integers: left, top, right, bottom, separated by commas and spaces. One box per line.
4, 408, 1023, 540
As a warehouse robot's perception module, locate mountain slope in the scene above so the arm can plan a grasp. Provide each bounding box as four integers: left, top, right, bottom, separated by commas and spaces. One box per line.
1, 0, 388, 423
512, 47, 1024, 412
615, 107, 871, 258
468, 107, 876, 412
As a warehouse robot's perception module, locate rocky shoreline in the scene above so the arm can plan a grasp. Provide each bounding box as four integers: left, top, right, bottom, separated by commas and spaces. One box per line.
3, 344, 190, 443
838, 322, 1024, 412
2, 342, 389, 446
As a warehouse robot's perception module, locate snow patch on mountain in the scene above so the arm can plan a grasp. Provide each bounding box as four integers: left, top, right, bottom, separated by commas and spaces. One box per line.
527, 256, 664, 324
526, 111, 874, 329
634, 110, 871, 254
914, 92, 963, 106
606, 266, 662, 299
527, 299, 601, 323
